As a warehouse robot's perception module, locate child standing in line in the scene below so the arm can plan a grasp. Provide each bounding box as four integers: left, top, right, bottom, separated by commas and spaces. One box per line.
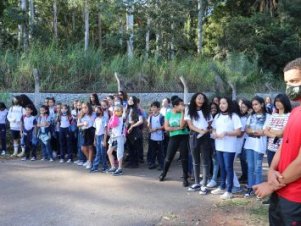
48, 97, 57, 157
211, 97, 242, 200
90, 106, 108, 173
73, 101, 87, 166
238, 99, 252, 184
53, 103, 62, 159
37, 105, 53, 161
147, 101, 164, 170
7, 96, 26, 156
21, 104, 38, 161
107, 105, 125, 176
77, 102, 96, 170
58, 104, 73, 163
185, 92, 213, 195
244, 96, 270, 197
0, 102, 8, 156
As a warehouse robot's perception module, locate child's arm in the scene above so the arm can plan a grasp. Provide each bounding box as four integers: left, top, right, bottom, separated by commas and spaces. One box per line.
103, 126, 108, 148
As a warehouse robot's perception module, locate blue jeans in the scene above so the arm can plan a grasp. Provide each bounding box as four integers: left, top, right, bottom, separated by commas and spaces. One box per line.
210, 139, 219, 182
77, 131, 86, 162
216, 151, 235, 192
41, 140, 52, 159
246, 149, 264, 188
92, 135, 107, 170
0, 124, 6, 151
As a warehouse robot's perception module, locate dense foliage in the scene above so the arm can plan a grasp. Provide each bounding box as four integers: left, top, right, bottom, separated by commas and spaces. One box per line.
0, 0, 300, 95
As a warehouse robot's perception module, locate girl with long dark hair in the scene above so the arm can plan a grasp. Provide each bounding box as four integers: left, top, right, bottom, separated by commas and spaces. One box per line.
185, 92, 212, 194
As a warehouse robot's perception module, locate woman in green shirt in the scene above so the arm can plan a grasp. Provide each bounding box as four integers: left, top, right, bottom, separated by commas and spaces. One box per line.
159, 96, 190, 187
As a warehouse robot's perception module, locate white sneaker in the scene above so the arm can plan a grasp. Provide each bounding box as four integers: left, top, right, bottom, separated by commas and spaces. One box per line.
74, 160, 80, 164
220, 192, 233, 200
40, 158, 45, 161
1, 150, 5, 156
85, 162, 92, 169
31, 157, 36, 161
66, 159, 72, 163
206, 179, 217, 188
59, 159, 64, 163
83, 161, 89, 167
211, 187, 225, 195
77, 161, 84, 166
199, 186, 208, 195
49, 158, 54, 162
21, 157, 27, 161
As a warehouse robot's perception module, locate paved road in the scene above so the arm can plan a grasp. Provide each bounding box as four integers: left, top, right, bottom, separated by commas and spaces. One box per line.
0, 159, 213, 226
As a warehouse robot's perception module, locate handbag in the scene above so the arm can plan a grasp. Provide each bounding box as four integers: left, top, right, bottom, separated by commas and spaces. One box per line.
39, 132, 51, 145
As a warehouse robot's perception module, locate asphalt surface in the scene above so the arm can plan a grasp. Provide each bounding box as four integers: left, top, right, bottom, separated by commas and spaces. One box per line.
0, 159, 212, 226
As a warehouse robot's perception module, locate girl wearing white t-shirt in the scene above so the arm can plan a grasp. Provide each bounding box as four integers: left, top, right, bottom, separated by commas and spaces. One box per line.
91, 106, 108, 173
0, 102, 8, 156
77, 102, 96, 169
264, 93, 291, 166
238, 99, 252, 184
244, 96, 271, 197
211, 97, 242, 200
58, 104, 74, 163
185, 92, 212, 195
7, 96, 26, 156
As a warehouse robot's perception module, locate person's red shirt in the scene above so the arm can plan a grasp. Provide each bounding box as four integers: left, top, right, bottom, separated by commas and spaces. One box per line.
277, 106, 301, 202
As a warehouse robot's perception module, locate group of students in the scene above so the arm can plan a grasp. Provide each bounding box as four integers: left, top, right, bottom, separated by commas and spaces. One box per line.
0, 91, 291, 199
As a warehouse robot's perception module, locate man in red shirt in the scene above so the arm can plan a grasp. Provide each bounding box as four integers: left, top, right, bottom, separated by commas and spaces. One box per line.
254, 58, 301, 225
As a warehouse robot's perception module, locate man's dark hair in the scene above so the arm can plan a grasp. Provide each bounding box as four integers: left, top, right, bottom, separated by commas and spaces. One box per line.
284, 58, 301, 72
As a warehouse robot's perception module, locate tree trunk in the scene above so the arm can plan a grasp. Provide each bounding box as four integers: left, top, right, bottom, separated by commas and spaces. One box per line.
53, 0, 58, 40
197, 0, 204, 55
145, 17, 151, 59
98, 12, 102, 49
228, 81, 237, 101
84, 0, 89, 51
28, 0, 34, 40
155, 0, 160, 58
170, 1, 175, 59
33, 68, 40, 107
126, 3, 134, 58
118, 18, 123, 48
170, 22, 175, 59
72, 11, 76, 33
179, 76, 189, 105
21, 0, 28, 50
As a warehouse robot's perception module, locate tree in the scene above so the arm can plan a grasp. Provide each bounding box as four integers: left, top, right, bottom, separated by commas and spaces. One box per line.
211, 53, 259, 100
84, 0, 89, 51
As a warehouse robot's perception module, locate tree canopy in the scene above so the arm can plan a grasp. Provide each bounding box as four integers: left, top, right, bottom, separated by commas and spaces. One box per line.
0, 0, 300, 95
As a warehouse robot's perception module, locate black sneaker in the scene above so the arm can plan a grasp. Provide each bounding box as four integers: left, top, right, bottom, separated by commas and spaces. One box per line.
106, 167, 117, 173
148, 164, 156, 170
90, 168, 99, 173
244, 188, 255, 198
188, 184, 201, 192
113, 168, 123, 176
183, 178, 189, 187
262, 198, 270, 205
159, 173, 165, 181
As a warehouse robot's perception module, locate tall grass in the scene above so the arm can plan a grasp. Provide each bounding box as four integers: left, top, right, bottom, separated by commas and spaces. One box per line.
0, 42, 280, 94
